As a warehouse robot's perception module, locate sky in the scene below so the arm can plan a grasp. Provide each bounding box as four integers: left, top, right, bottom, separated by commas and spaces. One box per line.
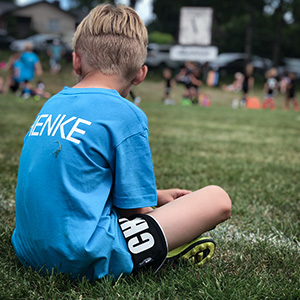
16, 0, 155, 25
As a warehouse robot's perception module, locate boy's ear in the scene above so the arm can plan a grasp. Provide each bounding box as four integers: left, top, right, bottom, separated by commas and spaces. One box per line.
132, 65, 148, 85
72, 52, 82, 75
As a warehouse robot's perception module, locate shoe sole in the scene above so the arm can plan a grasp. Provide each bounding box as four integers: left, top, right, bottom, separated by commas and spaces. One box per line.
167, 237, 215, 267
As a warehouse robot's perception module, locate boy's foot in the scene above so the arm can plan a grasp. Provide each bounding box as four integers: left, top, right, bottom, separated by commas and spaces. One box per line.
166, 237, 215, 267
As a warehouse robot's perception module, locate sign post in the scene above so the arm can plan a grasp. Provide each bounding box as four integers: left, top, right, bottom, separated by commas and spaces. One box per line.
172, 7, 218, 63
179, 7, 213, 46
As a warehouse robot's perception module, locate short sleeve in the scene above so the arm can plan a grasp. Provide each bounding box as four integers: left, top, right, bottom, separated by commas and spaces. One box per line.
111, 129, 157, 209
33, 53, 39, 63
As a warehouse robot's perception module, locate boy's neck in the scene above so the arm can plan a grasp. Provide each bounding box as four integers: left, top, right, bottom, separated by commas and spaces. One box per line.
73, 70, 131, 98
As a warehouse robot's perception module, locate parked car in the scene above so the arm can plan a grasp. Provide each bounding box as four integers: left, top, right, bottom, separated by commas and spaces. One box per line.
10, 34, 61, 52
209, 53, 272, 76
278, 58, 300, 80
146, 43, 182, 69
0, 29, 15, 49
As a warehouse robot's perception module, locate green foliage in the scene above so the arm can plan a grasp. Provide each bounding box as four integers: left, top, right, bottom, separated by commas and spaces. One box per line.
150, 0, 300, 59
0, 75, 299, 299
149, 31, 174, 44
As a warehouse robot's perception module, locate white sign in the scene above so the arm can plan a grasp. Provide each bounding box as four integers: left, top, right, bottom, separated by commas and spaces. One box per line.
170, 45, 218, 62
179, 7, 213, 45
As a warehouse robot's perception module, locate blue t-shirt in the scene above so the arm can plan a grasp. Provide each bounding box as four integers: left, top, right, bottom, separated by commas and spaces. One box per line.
20, 51, 39, 81
13, 59, 24, 83
12, 87, 157, 281
49, 44, 63, 61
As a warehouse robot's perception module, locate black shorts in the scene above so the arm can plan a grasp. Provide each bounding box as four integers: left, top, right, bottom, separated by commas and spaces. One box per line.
288, 89, 295, 99
118, 214, 168, 274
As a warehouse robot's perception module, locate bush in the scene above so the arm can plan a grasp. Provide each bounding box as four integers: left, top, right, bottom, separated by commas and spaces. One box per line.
149, 31, 174, 44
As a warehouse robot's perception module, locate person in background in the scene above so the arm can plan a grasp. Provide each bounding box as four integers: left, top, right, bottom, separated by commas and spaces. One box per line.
223, 72, 244, 93
285, 72, 299, 111
20, 42, 43, 82
2, 53, 22, 93
129, 89, 142, 106
241, 63, 254, 106
33, 81, 51, 100
47, 38, 65, 74
278, 71, 290, 95
176, 62, 201, 105
263, 67, 278, 110
162, 68, 175, 105
190, 63, 202, 105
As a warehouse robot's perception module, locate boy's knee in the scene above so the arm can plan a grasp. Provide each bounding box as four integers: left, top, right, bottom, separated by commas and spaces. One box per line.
206, 185, 232, 220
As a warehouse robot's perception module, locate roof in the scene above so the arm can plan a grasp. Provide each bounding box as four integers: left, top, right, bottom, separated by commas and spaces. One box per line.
2, 1, 76, 19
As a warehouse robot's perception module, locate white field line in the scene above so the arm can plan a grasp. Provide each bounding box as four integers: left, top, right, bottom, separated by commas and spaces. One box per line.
1, 195, 299, 252
211, 223, 299, 251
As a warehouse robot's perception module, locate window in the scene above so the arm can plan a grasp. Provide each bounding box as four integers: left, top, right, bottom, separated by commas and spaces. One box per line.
48, 19, 60, 33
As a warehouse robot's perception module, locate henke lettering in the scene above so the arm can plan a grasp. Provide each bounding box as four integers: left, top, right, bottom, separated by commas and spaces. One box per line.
29, 114, 92, 144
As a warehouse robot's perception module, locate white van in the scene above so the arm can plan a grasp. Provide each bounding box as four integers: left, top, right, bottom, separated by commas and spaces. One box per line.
146, 43, 182, 69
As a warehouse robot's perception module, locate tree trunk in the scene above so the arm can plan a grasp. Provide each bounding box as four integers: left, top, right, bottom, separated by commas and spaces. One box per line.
272, 11, 283, 67
244, 5, 254, 65
129, 0, 137, 9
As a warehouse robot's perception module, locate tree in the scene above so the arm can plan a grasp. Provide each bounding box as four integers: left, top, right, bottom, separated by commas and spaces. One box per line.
149, 0, 300, 63
70, 0, 116, 10
69, 0, 142, 10
129, 0, 137, 8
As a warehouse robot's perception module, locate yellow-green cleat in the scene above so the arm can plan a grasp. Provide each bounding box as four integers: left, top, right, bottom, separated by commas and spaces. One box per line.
166, 237, 215, 267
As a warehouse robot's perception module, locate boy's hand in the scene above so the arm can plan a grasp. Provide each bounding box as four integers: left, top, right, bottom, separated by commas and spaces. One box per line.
157, 189, 192, 207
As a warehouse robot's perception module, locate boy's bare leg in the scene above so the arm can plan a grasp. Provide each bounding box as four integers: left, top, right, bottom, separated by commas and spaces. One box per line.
149, 185, 231, 251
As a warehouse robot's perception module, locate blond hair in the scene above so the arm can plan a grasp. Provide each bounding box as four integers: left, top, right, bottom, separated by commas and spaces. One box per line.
72, 4, 148, 81
265, 67, 277, 79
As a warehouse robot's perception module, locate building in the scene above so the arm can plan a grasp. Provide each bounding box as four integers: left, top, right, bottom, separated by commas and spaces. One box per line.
0, 1, 82, 43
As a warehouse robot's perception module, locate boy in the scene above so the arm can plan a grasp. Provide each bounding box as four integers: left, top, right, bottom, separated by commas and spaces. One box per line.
285, 72, 299, 111
162, 68, 174, 105
20, 42, 43, 82
263, 67, 278, 110
241, 63, 254, 107
12, 4, 231, 281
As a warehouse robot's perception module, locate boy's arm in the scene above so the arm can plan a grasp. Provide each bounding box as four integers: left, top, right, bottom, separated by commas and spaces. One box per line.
115, 206, 153, 218
157, 189, 192, 207
115, 189, 191, 217
249, 77, 254, 90
35, 62, 43, 77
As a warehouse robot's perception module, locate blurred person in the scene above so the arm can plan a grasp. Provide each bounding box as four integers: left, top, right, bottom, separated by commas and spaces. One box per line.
176, 62, 193, 105
263, 67, 278, 110
176, 62, 201, 105
0, 76, 3, 93
279, 71, 290, 94
162, 68, 175, 105
20, 42, 43, 82
222, 72, 244, 93
47, 38, 65, 74
20, 80, 33, 99
129, 89, 142, 106
33, 81, 51, 101
285, 72, 299, 111
241, 63, 254, 106
190, 64, 202, 104
2, 53, 24, 94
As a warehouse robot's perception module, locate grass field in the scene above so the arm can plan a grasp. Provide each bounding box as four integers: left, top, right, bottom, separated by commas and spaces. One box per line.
0, 67, 299, 299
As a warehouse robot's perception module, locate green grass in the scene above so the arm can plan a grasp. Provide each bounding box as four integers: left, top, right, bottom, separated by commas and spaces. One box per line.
0, 70, 299, 299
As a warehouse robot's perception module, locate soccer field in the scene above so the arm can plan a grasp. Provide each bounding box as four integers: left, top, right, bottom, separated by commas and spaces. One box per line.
0, 79, 299, 299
